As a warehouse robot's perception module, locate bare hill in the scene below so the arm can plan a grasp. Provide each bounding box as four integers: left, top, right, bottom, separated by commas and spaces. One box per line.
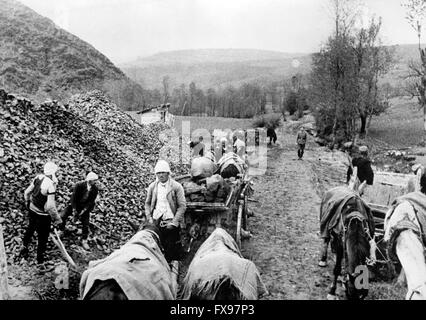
0, 0, 133, 103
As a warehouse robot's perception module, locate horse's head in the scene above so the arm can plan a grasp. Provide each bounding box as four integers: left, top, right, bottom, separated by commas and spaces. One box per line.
141, 222, 164, 251
344, 213, 371, 300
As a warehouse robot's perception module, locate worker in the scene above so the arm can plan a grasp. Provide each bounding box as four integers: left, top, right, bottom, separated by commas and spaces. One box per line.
267, 127, 277, 145
189, 136, 205, 157
233, 132, 246, 160
59, 172, 99, 250
145, 160, 186, 262
296, 127, 307, 160
346, 146, 374, 189
21, 161, 62, 265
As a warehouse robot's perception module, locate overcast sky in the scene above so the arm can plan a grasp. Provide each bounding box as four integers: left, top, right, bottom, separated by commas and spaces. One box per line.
19, 0, 419, 64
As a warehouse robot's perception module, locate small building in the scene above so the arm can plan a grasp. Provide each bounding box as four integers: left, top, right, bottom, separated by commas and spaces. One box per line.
137, 104, 175, 127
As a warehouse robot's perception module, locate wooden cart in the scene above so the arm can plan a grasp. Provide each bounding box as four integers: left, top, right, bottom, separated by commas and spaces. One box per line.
362, 171, 417, 275
175, 173, 253, 249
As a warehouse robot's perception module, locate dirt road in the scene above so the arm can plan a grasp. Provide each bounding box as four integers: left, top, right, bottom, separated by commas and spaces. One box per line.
242, 126, 404, 300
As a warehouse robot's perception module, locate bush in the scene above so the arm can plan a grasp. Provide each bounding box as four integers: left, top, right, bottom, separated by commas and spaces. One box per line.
252, 113, 281, 129
284, 91, 299, 115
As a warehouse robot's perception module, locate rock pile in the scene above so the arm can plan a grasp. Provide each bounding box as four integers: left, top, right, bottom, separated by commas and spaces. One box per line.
0, 89, 188, 260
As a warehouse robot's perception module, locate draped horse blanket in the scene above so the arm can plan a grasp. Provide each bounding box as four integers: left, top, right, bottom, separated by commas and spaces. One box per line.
180, 228, 267, 300
384, 192, 426, 261
80, 230, 175, 300
320, 186, 375, 239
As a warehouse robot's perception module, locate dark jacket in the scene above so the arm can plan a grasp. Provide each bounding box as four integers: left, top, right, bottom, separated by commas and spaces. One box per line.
346, 157, 374, 185
71, 181, 99, 212
267, 128, 277, 141
297, 131, 307, 145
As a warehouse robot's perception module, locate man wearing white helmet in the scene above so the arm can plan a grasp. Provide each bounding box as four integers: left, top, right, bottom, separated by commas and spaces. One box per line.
59, 172, 99, 250
145, 160, 186, 262
21, 161, 62, 264
232, 131, 246, 160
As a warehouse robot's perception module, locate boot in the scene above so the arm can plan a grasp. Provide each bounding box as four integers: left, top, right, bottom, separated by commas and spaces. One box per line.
81, 239, 90, 250
20, 246, 29, 259
36, 253, 45, 265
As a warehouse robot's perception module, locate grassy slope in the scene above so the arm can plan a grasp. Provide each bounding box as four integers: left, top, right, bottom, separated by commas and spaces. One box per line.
368, 97, 423, 148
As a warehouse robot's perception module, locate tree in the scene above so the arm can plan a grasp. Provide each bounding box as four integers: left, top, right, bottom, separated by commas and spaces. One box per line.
403, 0, 426, 140
352, 17, 394, 135
309, 0, 393, 144
162, 76, 170, 104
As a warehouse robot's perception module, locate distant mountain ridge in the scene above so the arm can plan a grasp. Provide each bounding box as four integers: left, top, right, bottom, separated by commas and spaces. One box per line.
120, 48, 312, 90
0, 0, 130, 102
122, 48, 310, 67
121, 44, 426, 91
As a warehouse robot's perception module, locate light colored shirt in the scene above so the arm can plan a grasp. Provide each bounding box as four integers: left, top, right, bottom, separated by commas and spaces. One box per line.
26, 174, 57, 216
152, 180, 174, 221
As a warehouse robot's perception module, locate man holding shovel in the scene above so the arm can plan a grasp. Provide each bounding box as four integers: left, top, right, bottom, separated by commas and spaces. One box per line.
21, 161, 63, 265
59, 172, 99, 250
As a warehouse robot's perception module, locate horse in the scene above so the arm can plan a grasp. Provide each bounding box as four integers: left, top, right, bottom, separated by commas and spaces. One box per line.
384, 183, 426, 300
180, 227, 267, 300
318, 168, 376, 300
80, 224, 177, 300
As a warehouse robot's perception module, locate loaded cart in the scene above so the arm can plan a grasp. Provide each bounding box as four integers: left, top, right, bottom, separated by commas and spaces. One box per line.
175, 172, 253, 249
362, 170, 418, 276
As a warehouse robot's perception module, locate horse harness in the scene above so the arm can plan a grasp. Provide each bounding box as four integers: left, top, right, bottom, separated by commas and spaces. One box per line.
339, 197, 374, 282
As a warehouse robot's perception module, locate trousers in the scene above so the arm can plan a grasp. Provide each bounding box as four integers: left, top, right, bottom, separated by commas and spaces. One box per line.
23, 210, 51, 263
154, 219, 183, 262
298, 143, 306, 159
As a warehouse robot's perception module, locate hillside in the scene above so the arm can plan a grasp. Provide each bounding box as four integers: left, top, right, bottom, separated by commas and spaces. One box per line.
379, 43, 426, 88
120, 49, 312, 90
122, 44, 426, 92
0, 0, 133, 103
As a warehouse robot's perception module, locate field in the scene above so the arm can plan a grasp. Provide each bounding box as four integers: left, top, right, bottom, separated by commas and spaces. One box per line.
173, 115, 254, 134
368, 97, 424, 148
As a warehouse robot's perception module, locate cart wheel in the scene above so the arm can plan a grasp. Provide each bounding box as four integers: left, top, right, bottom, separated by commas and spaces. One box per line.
242, 195, 248, 230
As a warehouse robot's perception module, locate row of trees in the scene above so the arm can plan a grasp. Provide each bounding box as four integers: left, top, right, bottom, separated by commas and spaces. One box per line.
309, 0, 394, 144
104, 77, 276, 118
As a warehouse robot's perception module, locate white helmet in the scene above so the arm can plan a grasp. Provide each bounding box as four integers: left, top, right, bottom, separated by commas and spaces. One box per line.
154, 160, 171, 174
43, 161, 58, 176
86, 172, 99, 181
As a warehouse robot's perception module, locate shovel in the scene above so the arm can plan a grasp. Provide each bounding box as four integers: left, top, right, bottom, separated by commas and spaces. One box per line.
50, 228, 77, 271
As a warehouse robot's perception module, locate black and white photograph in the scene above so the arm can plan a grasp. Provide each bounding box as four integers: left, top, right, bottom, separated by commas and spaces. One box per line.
1, 0, 426, 306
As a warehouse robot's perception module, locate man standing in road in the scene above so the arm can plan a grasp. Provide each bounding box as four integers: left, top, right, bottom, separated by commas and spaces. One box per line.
21, 161, 62, 265
59, 172, 99, 250
145, 160, 186, 262
296, 126, 307, 160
